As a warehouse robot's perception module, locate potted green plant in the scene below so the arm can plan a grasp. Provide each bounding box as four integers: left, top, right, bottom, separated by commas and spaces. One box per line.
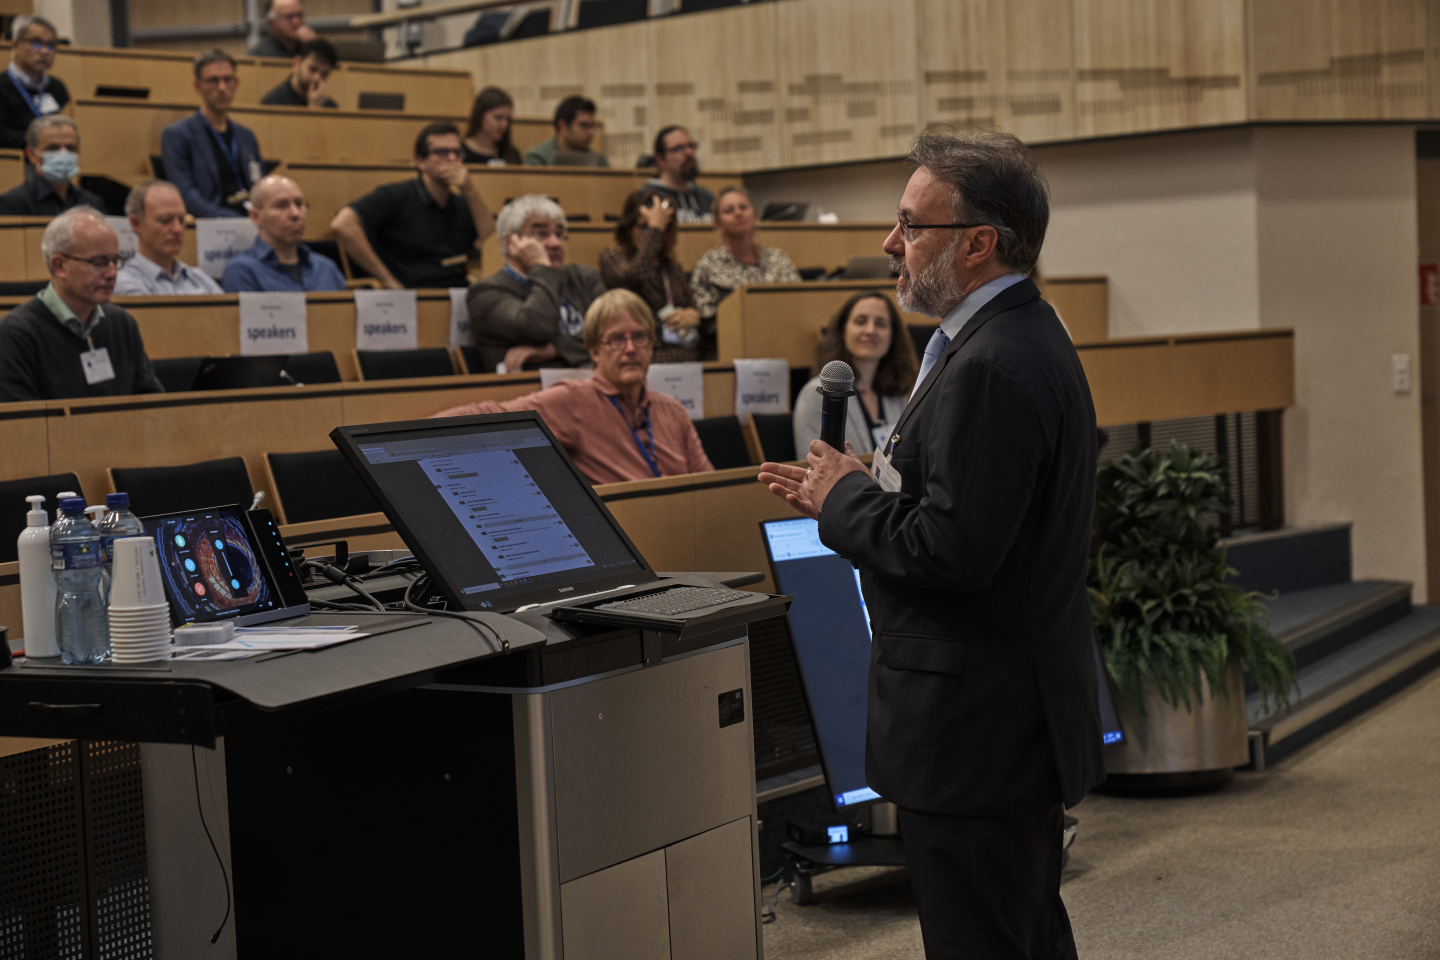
1089, 440, 1296, 787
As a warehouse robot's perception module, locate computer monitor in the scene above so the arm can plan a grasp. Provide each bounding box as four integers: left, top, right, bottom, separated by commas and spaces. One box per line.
330, 413, 656, 613
762, 516, 1123, 811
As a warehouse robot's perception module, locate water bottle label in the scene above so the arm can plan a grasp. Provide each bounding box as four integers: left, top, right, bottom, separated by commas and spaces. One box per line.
51, 541, 102, 570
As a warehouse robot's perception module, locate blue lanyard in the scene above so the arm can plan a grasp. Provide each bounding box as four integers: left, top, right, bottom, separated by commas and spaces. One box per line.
607, 396, 660, 477
20, 85, 46, 117
202, 117, 247, 189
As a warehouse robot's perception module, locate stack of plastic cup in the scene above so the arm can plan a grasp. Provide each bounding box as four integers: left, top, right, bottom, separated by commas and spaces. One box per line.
108, 536, 172, 663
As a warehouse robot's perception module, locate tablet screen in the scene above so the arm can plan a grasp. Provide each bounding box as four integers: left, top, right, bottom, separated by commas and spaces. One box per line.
144, 506, 284, 625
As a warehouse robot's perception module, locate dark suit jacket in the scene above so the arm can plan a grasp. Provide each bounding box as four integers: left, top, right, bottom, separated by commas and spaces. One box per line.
468, 263, 607, 371
0, 71, 69, 150
818, 278, 1104, 817
160, 111, 262, 219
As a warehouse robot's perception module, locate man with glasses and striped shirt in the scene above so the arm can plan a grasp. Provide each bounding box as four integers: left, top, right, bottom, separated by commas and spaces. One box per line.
0, 208, 164, 400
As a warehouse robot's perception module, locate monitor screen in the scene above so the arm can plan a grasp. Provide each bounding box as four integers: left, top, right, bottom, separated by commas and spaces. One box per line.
762, 517, 878, 809
145, 506, 284, 625
332, 415, 652, 612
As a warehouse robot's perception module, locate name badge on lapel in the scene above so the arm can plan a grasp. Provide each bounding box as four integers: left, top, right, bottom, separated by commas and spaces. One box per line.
80, 347, 115, 385
871, 433, 902, 493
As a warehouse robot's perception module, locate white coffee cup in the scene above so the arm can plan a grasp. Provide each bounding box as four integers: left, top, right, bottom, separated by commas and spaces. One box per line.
109, 536, 166, 610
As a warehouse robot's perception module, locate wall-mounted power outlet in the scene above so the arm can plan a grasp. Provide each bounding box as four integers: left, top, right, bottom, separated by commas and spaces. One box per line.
1393, 354, 1412, 395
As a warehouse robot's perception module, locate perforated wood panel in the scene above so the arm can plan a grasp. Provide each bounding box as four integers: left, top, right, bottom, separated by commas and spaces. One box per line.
0, 742, 88, 959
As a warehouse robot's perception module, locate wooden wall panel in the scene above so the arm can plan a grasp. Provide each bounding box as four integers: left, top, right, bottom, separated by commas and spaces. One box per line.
916, 0, 1077, 144
775, 0, 921, 168
649, 4, 781, 172
1248, 0, 1429, 120
1072, 0, 1247, 137
0, 404, 52, 483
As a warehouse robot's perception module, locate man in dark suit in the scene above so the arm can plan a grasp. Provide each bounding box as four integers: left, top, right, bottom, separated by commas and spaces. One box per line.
760, 129, 1104, 959
0, 16, 69, 150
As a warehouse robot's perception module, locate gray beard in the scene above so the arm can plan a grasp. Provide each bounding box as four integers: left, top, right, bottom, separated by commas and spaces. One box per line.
891, 236, 965, 318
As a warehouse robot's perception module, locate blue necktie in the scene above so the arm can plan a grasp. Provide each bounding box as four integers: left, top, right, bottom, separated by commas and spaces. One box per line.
910, 327, 951, 399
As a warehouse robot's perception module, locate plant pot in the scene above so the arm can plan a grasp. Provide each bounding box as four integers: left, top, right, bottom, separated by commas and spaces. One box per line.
1102, 665, 1249, 779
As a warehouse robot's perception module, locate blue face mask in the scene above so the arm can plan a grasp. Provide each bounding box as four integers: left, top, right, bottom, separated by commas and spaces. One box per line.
39, 148, 79, 183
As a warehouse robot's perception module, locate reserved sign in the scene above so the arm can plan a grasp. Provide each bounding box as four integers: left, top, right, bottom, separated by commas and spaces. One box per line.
196, 218, 259, 279
734, 358, 790, 420
646, 362, 705, 420
238, 291, 307, 356
355, 289, 419, 351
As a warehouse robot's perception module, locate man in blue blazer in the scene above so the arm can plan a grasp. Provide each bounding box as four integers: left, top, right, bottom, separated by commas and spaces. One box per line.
161, 50, 263, 219
761, 130, 1104, 959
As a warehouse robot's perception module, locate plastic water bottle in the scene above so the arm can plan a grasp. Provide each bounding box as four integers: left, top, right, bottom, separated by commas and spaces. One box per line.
17, 495, 59, 658
98, 493, 145, 602
51, 497, 109, 665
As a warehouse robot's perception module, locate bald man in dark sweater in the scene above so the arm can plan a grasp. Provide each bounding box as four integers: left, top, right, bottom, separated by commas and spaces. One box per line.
0, 208, 163, 401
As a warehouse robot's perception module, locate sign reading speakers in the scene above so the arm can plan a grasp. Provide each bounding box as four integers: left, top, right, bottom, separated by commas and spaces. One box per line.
196, 218, 259, 279
238, 292, 307, 356
734, 358, 789, 420
355, 289, 419, 351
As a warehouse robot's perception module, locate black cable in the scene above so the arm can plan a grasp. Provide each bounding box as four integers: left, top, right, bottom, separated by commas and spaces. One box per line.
402, 574, 504, 653
190, 744, 231, 945
304, 560, 386, 612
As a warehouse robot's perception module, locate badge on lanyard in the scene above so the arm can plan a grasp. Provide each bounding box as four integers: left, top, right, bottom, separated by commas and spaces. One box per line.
80, 346, 115, 385
871, 433, 902, 493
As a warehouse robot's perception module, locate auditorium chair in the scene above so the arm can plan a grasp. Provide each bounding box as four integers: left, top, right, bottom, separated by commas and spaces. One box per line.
355, 348, 457, 381
282, 351, 343, 385
577, 0, 647, 29
264, 450, 382, 525
692, 416, 754, 470
0, 473, 84, 564
456, 345, 486, 374
151, 355, 207, 393
747, 413, 796, 463
109, 457, 255, 518
0, 281, 47, 297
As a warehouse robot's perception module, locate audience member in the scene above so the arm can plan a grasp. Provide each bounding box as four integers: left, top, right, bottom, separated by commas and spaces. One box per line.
462, 86, 521, 165
690, 186, 800, 319
791, 291, 917, 455
598, 190, 707, 362
221, 175, 345, 292
0, 116, 106, 216
0, 16, 67, 150
0, 208, 163, 401
115, 181, 223, 296
260, 37, 338, 108
249, 0, 316, 59
432, 289, 712, 484
524, 96, 608, 167
331, 122, 495, 289
645, 125, 713, 223
162, 50, 264, 219
469, 195, 606, 373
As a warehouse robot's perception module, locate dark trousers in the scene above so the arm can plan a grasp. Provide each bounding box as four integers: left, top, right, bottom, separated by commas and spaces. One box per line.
897, 804, 1076, 960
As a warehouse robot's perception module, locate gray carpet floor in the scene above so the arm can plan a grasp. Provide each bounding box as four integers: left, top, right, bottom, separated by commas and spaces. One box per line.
761, 667, 1440, 959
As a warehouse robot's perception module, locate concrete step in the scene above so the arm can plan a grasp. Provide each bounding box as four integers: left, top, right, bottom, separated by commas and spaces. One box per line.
1248, 605, 1440, 768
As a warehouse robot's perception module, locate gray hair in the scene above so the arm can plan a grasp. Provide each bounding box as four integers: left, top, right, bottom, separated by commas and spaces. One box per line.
496, 194, 566, 242
124, 179, 181, 219
10, 15, 57, 41
41, 206, 110, 270
25, 115, 76, 151
907, 128, 1049, 273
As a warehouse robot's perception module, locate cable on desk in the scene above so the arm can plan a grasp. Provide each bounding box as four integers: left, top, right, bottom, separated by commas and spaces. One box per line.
403, 574, 504, 653
190, 744, 232, 945
304, 560, 387, 612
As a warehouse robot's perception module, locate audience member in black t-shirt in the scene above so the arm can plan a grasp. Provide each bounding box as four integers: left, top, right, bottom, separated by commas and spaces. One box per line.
259, 37, 339, 109
0, 116, 105, 216
461, 86, 521, 165
330, 122, 496, 289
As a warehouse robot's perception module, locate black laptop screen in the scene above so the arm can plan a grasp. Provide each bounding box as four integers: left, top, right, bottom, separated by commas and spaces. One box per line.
337, 416, 649, 612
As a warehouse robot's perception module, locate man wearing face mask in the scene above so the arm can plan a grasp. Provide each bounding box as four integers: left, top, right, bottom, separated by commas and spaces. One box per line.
0, 116, 105, 216
0, 16, 68, 150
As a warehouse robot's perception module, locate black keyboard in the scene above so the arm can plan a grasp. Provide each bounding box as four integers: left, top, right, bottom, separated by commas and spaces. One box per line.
597, 586, 754, 616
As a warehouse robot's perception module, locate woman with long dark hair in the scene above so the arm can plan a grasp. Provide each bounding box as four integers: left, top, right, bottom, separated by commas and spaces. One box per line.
597, 189, 707, 362
462, 86, 521, 165
792, 290, 918, 455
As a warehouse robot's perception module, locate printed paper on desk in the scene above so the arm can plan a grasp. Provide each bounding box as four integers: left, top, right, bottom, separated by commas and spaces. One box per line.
105, 217, 138, 260
646, 362, 704, 419
735, 358, 790, 419
448, 287, 470, 350
540, 367, 592, 390
238, 291, 307, 356
355, 289, 419, 351
196, 218, 259, 278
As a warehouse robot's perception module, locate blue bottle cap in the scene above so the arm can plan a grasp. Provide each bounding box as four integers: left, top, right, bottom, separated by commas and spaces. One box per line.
58, 497, 85, 514
106, 492, 130, 508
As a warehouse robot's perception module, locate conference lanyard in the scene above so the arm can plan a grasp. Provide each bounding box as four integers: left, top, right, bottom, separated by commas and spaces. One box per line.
607, 396, 661, 477
19, 83, 47, 117
203, 119, 248, 189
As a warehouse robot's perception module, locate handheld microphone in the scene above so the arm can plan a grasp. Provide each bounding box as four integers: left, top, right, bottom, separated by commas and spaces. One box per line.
818, 360, 857, 450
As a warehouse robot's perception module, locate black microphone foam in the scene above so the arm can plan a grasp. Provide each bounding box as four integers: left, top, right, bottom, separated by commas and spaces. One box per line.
818, 360, 856, 450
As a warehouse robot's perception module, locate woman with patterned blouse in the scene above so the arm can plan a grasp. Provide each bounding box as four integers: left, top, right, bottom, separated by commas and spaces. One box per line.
690, 186, 800, 321
598, 189, 708, 362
